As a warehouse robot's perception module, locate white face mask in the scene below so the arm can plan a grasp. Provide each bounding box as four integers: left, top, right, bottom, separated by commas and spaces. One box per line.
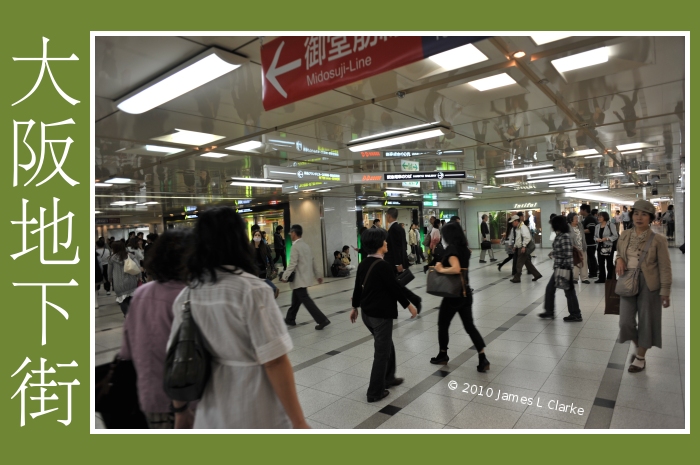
253, 237, 262, 242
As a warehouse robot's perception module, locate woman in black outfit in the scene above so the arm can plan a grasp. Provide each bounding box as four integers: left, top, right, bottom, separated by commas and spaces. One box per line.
251, 230, 272, 279
430, 222, 490, 372
497, 221, 514, 272
350, 228, 418, 403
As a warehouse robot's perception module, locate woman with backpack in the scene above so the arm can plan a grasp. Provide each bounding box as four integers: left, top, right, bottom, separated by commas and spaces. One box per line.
107, 241, 140, 316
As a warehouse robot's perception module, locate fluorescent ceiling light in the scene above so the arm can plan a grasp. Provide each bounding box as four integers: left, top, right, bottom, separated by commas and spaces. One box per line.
200, 152, 228, 158
606, 172, 625, 177
317, 189, 331, 192
495, 169, 553, 178
347, 123, 448, 152
111, 201, 138, 205
428, 44, 488, 71
385, 187, 409, 191
566, 186, 609, 192
564, 191, 634, 205
616, 142, 654, 151
635, 169, 658, 174
481, 185, 499, 188
226, 141, 263, 152
531, 34, 571, 46
145, 145, 185, 154
528, 191, 540, 195
229, 181, 282, 188
554, 182, 599, 188
105, 177, 133, 184
95, 211, 103, 214
620, 149, 642, 154
151, 129, 224, 146
495, 164, 552, 174
527, 172, 576, 181
95, 183, 113, 187
139, 201, 160, 205
548, 178, 590, 185
117, 48, 246, 114
542, 190, 555, 193
551, 47, 609, 74
571, 149, 599, 156
229, 176, 283, 183
585, 155, 604, 159
468, 73, 517, 91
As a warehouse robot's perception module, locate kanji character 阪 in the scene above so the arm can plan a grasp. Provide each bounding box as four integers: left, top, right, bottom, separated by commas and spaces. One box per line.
12, 37, 80, 106
11, 357, 79, 426
11, 197, 80, 265
14, 118, 79, 187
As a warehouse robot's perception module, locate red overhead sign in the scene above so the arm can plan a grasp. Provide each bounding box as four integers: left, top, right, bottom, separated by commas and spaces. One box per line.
261, 36, 488, 111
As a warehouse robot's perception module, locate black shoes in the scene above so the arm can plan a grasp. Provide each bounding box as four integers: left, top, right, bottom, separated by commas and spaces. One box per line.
490, 259, 498, 262
423, 265, 429, 274
532, 276, 542, 282
367, 389, 390, 403
315, 320, 331, 330
284, 318, 296, 326
386, 378, 404, 388
415, 299, 422, 315
479, 260, 487, 263
430, 351, 449, 365
510, 279, 521, 283
477, 353, 490, 373
538, 312, 555, 319
582, 280, 591, 284
497, 263, 503, 271
563, 315, 583, 322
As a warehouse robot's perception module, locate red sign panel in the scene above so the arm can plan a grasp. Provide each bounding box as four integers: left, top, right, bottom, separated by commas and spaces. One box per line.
261, 36, 487, 111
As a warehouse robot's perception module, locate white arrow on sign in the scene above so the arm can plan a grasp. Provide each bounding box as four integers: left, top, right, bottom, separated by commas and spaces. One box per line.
266, 41, 301, 99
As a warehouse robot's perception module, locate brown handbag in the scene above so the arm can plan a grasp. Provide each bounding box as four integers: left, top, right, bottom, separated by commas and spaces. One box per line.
573, 247, 583, 267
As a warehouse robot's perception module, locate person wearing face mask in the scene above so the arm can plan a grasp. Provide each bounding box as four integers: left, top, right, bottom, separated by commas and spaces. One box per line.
429, 222, 490, 372
251, 230, 272, 278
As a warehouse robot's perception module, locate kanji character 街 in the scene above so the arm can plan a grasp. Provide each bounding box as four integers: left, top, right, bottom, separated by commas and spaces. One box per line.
11, 357, 79, 426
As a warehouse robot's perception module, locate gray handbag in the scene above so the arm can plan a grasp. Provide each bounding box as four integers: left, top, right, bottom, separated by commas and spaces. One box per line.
615, 232, 655, 297
426, 267, 469, 298
554, 268, 572, 290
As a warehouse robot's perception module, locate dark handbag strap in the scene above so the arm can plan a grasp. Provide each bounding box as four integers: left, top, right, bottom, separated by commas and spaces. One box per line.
362, 259, 382, 289
635, 232, 655, 270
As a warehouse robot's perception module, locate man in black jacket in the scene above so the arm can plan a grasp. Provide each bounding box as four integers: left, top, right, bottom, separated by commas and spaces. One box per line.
385, 208, 422, 313
272, 225, 287, 270
580, 204, 599, 279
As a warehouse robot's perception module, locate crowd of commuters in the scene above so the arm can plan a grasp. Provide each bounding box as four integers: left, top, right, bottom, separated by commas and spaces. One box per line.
98, 199, 674, 429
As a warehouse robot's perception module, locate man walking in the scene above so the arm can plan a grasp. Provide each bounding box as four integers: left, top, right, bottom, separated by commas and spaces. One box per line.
621, 206, 631, 230
409, 223, 423, 264
272, 225, 287, 271
479, 214, 498, 263
580, 204, 599, 279
385, 208, 422, 313
510, 215, 542, 283
281, 224, 330, 330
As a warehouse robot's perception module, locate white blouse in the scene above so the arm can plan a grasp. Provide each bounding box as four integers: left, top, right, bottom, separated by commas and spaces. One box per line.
168, 269, 293, 429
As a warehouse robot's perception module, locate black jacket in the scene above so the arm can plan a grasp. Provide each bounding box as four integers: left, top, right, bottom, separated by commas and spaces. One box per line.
386, 222, 409, 270
581, 215, 598, 246
274, 232, 285, 250
351, 257, 410, 319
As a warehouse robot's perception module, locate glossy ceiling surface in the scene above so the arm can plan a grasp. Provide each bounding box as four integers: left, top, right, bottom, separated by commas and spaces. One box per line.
94, 35, 685, 220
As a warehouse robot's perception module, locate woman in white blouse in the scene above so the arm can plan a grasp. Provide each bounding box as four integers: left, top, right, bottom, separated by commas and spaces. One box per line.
168, 207, 308, 429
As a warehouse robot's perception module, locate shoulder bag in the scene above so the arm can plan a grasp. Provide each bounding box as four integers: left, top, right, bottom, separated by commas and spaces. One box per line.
123, 255, 142, 276
422, 230, 431, 248
426, 266, 469, 298
163, 289, 212, 402
615, 232, 655, 297
526, 239, 536, 255
95, 356, 148, 429
554, 268, 572, 290
599, 224, 614, 256
397, 268, 415, 286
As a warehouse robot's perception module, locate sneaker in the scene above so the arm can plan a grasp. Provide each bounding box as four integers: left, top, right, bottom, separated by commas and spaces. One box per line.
538, 312, 555, 319
563, 315, 583, 322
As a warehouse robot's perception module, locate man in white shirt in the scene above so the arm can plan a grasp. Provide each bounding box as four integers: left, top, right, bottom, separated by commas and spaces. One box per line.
620, 206, 631, 230
509, 215, 543, 283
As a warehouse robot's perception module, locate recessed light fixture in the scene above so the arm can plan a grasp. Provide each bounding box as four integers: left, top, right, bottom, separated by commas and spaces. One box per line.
531, 34, 571, 46
384, 187, 409, 191
566, 186, 609, 192
226, 140, 264, 152
230, 181, 283, 188
428, 43, 488, 71
317, 189, 331, 192
468, 73, 517, 91
481, 185, 499, 189
512, 50, 526, 59
571, 149, 599, 156
346, 122, 449, 152
551, 47, 609, 74
229, 177, 283, 183
495, 164, 552, 174
138, 201, 160, 205
110, 201, 138, 206
606, 172, 625, 177
553, 182, 599, 189
200, 152, 228, 158
620, 149, 642, 154
145, 145, 185, 154
152, 129, 224, 146
585, 155, 604, 159
635, 169, 658, 174
527, 172, 576, 182
95, 211, 103, 214
95, 183, 113, 187
116, 48, 247, 114
496, 169, 553, 178
542, 189, 555, 193
548, 178, 590, 186
616, 142, 654, 151
105, 177, 133, 184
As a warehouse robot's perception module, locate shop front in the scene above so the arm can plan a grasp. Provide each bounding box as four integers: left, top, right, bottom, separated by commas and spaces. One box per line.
462, 196, 559, 249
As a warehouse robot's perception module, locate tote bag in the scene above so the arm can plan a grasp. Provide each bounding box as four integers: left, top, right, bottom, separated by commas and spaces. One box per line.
123, 256, 141, 276
426, 267, 469, 298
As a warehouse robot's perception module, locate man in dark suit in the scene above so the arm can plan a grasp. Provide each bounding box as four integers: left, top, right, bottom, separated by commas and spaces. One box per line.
385, 208, 422, 313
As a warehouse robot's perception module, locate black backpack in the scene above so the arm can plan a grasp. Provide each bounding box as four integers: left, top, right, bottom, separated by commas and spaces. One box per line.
163, 289, 211, 402
331, 263, 340, 277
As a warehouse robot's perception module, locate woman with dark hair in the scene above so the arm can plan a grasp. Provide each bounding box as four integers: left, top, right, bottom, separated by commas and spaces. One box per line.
498, 220, 515, 272
96, 239, 111, 295
539, 216, 582, 321
615, 200, 672, 373
251, 230, 272, 279
118, 229, 190, 429
594, 211, 619, 283
429, 223, 490, 372
126, 236, 145, 263
567, 212, 590, 284
167, 207, 308, 429
107, 241, 140, 316
350, 228, 417, 402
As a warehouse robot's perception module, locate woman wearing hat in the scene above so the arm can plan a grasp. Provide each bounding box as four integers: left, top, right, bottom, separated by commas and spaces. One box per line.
615, 199, 672, 373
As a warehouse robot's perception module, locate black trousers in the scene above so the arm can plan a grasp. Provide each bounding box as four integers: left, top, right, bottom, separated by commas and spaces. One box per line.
511, 249, 519, 275
666, 222, 675, 239
272, 249, 287, 269
437, 293, 485, 352
361, 312, 396, 398
286, 287, 328, 324
97, 265, 110, 292
119, 296, 132, 317
586, 245, 599, 277
411, 245, 424, 264
500, 253, 514, 268
597, 250, 615, 281
544, 273, 580, 316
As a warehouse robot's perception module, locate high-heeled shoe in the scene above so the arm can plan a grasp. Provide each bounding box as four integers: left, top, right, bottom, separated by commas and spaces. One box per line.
430, 351, 449, 365
477, 353, 490, 372
497, 263, 503, 272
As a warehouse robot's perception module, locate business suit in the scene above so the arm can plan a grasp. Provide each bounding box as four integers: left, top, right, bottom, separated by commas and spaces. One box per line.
281, 238, 328, 325
386, 222, 421, 307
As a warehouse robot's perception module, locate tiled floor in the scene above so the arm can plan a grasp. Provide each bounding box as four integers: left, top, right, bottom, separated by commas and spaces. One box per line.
95, 248, 687, 430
